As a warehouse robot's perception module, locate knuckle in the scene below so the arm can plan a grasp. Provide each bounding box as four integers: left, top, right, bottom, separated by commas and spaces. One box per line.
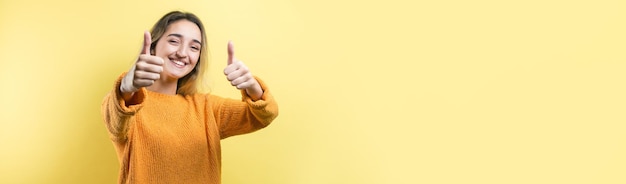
152, 58, 163, 65
136, 62, 146, 70
138, 55, 149, 62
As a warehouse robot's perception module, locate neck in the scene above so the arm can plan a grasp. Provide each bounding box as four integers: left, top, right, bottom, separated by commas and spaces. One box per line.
147, 77, 178, 95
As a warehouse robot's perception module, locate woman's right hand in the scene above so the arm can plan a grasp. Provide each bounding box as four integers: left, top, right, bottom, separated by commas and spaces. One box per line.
120, 31, 164, 95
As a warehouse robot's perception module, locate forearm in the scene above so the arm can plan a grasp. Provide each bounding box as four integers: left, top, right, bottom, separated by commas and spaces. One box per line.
101, 73, 146, 141
102, 92, 133, 141
217, 94, 278, 139
218, 77, 278, 138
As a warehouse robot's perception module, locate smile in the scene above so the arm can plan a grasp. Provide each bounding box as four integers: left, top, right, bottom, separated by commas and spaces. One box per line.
171, 60, 186, 68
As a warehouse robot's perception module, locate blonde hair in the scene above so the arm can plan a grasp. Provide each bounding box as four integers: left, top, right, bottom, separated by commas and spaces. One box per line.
149, 11, 209, 95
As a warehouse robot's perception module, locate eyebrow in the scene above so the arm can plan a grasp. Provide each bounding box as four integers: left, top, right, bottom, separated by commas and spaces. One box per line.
167, 33, 202, 45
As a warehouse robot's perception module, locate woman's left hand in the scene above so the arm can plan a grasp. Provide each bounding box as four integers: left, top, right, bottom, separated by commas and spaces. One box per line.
224, 41, 263, 100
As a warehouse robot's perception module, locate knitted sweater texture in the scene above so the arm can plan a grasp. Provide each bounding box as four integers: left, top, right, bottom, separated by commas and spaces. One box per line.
101, 74, 278, 184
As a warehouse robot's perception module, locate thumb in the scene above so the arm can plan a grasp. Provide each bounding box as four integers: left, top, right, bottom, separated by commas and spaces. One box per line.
141, 31, 152, 55
227, 40, 234, 65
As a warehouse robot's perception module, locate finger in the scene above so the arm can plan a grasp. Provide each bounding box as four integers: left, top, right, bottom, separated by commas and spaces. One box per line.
134, 78, 155, 87
230, 74, 251, 86
236, 80, 254, 90
142, 31, 152, 55
226, 65, 249, 81
139, 55, 164, 66
136, 61, 164, 73
134, 70, 161, 80
224, 60, 241, 75
227, 40, 234, 65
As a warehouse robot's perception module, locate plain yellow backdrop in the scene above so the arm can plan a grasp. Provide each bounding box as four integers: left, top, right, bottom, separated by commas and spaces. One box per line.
1, 0, 625, 183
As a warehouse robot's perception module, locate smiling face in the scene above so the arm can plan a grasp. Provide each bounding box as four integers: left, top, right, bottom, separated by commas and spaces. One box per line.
153, 19, 202, 81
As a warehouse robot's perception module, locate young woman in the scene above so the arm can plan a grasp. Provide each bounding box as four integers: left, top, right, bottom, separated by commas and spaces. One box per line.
101, 11, 278, 184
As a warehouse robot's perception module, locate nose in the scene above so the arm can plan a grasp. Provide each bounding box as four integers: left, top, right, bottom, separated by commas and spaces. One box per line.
176, 46, 187, 58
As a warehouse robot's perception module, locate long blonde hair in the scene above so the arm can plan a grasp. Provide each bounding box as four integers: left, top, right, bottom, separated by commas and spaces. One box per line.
149, 11, 208, 95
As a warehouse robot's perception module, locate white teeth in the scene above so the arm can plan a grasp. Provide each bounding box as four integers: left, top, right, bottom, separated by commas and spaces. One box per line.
172, 60, 185, 66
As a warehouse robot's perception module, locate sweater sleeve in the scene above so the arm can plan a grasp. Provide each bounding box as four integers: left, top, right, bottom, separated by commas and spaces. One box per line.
211, 76, 279, 139
101, 73, 148, 142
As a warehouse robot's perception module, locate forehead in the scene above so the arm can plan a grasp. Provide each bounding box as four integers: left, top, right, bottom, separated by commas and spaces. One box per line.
164, 20, 202, 41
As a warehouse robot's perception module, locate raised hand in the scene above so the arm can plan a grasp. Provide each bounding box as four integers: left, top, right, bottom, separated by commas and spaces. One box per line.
120, 31, 165, 95
224, 41, 263, 100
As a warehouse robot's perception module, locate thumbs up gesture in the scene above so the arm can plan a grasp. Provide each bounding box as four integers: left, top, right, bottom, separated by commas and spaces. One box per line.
224, 41, 263, 100
120, 31, 165, 95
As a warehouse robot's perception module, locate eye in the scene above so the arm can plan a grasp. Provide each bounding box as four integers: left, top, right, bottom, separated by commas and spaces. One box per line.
191, 45, 200, 52
168, 39, 180, 45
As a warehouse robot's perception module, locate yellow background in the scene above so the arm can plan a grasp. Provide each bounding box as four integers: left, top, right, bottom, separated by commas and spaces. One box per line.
1, 0, 625, 183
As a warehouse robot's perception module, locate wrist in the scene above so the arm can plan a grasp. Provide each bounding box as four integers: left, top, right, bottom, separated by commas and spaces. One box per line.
245, 84, 263, 101
120, 79, 138, 101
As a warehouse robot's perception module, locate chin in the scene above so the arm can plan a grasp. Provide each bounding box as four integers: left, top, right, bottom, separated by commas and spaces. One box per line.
164, 68, 191, 79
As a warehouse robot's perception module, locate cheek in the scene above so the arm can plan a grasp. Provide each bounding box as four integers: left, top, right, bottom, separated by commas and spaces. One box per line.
191, 53, 200, 64
154, 44, 174, 56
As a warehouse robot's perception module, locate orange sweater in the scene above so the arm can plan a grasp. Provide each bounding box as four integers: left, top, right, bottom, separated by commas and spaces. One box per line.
101, 74, 278, 184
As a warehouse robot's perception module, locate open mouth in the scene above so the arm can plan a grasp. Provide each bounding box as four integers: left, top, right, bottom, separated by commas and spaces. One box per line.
171, 60, 186, 68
